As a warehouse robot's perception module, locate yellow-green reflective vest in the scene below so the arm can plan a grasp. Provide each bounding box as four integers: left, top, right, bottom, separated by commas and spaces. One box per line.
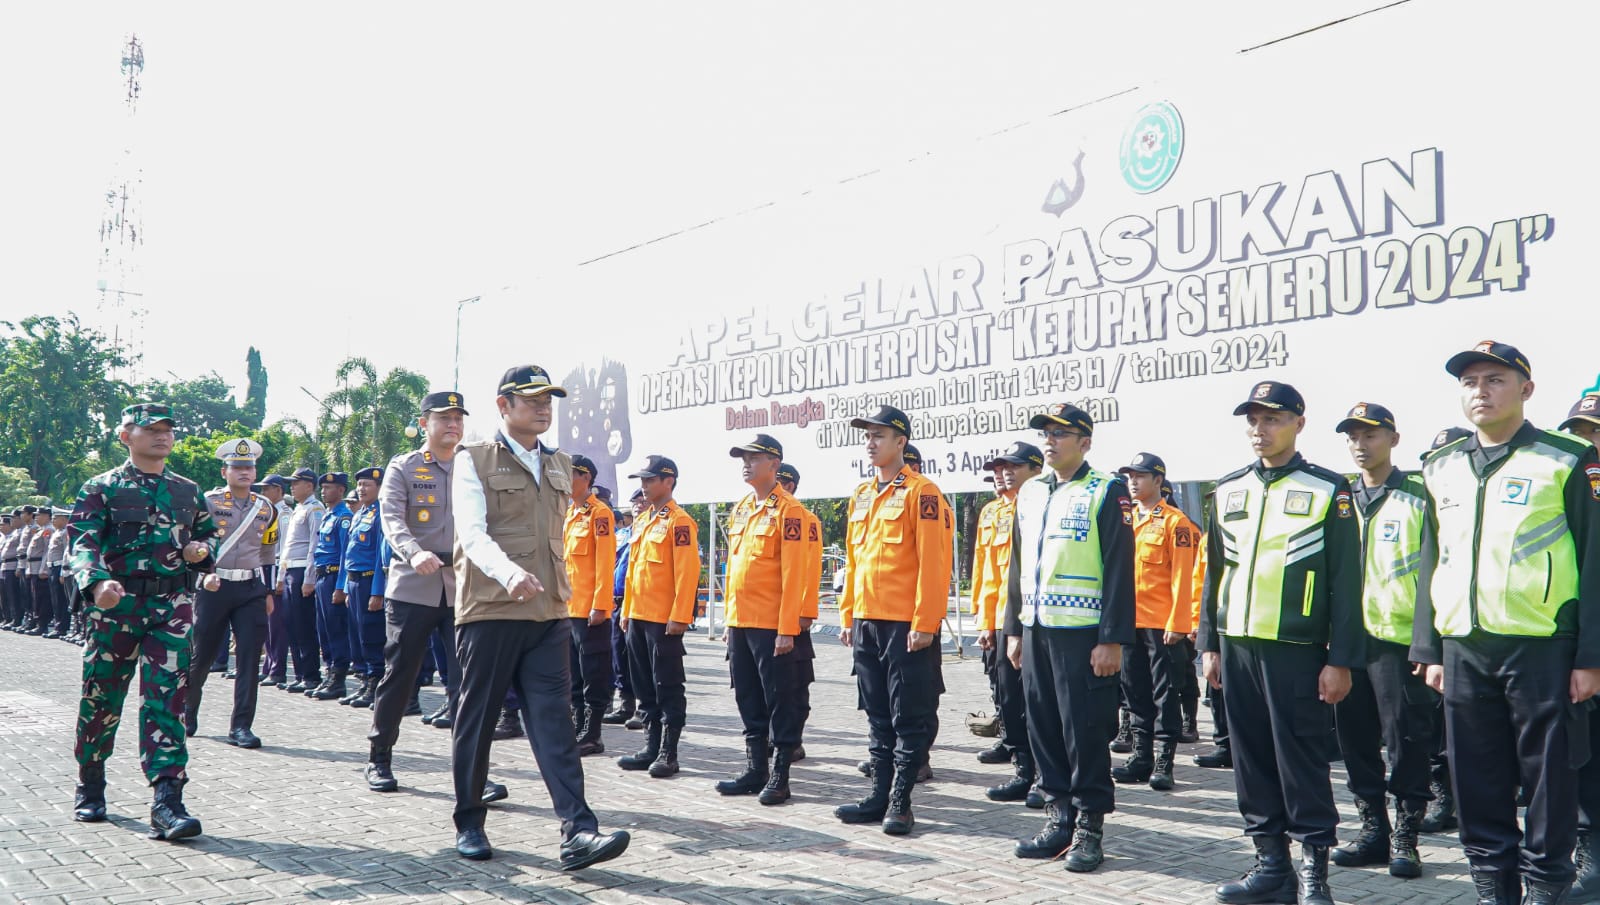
1214, 463, 1345, 644
1354, 473, 1430, 645
1016, 467, 1113, 629
1423, 431, 1584, 638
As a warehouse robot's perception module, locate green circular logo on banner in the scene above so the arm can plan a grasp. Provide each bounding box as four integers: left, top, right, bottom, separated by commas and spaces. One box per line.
1120, 102, 1184, 194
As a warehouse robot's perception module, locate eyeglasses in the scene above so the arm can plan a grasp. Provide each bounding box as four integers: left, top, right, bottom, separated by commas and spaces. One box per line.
1037, 429, 1086, 440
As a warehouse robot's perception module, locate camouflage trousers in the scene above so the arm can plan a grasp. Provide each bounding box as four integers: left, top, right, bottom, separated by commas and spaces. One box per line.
75, 593, 194, 784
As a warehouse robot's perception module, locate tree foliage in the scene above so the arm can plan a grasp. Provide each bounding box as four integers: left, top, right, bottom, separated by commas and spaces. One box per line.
164, 421, 309, 489
244, 346, 268, 429
134, 372, 251, 437
316, 357, 428, 473
0, 465, 51, 509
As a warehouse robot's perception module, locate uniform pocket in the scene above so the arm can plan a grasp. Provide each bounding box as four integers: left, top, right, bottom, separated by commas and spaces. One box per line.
1086, 671, 1121, 729
1293, 673, 1333, 738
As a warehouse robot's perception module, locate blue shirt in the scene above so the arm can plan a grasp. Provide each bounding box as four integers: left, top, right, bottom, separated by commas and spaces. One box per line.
371, 536, 395, 599
312, 501, 353, 568
339, 502, 385, 591
612, 539, 631, 599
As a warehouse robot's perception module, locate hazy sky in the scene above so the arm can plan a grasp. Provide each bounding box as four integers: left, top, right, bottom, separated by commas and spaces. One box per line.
1, 2, 1382, 426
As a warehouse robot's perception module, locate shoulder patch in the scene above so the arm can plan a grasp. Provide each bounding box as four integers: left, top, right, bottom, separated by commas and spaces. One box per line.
674, 525, 691, 547
919, 493, 939, 520
1335, 490, 1354, 519
1586, 464, 1600, 502
595, 515, 611, 536
1175, 526, 1192, 547
784, 517, 801, 540
808, 522, 819, 542
1119, 496, 1133, 525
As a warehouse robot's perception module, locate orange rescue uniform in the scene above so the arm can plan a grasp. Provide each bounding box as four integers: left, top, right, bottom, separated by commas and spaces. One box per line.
797, 505, 822, 622
724, 487, 809, 636
1131, 502, 1200, 634
840, 466, 951, 635
624, 501, 701, 625
564, 492, 617, 618
970, 494, 1016, 632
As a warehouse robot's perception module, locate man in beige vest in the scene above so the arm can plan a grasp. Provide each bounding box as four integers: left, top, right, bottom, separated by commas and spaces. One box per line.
448, 364, 630, 869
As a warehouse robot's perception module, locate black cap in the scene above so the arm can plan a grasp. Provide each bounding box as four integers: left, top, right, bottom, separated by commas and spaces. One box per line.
903, 444, 923, 465
21, 505, 37, 514
570, 455, 598, 477
0, 515, 9, 524
1117, 452, 1168, 476
630, 488, 646, 502
353, 467, 383, 484
981, 475, 994, 484
259, 474, 291, 491
497, 365, 567, 398
1561, 394, 1600, 432
1029, 402, 1094, 435
1446, 340, 1531, 379
776, 463, 801, 487
1233, 381, 1306, 416
319, 472, 349, 488
983, 441, 1045, 470
289, 467, 319, 484
1335, 402, 1398, 434
1422, 426, 1473, 460
849, 405, 912, 438
627, 455, 679, 479
729, 433, 784, 458
421, 390, 469, 415
594, 485, 612, 503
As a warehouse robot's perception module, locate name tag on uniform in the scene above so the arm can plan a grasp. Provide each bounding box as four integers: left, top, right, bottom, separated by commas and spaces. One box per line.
1499, 477, 1531, 505
1380, 520, 1400, 542
1223, 489, 1248, 521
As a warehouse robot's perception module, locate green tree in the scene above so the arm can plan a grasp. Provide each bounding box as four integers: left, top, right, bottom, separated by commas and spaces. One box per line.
134, 372, 250, 437
0, 315, 132, 500
0, 465, 50, 509
243, 346, 268, 429
162, 420, 306, 488
316, 357, 428, 473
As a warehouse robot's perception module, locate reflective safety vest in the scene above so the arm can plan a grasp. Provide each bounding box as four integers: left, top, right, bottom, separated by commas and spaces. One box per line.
1016, 467, 1114, 629
1423, 431, 1584, 638
1213, 461, 1348, 644
1354, 472, 1430, 645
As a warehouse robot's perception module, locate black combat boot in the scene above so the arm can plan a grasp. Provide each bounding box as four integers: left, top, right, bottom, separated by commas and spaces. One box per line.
1110, 708, 1133, 753
148, 777, 202, 841
1181, 695, 1200, 743
365, 743, 398, 792
312, 670, 347, 700
1420, 774, 1458, 832
617, 721, 660, 771
881, 761, 916, 835
1524, 878, 1571, 905
601, 692, 635, 725
1332, 796, 1391, 867
1216, 834, 1296, 904
1469, 866, 1521, 905
1572, 829, 1600, 904
1015, 800, 1075, 859
986, 749, 1037, 802
759, 746, 792, 806
338, 674, 366, 705
835, 756, 891, 824
1390, 799, 1424, 879
576, 706, 605, 757
73, 761, 107, 822
648, 725, 681, 778
1297, 843, 1334, 905
1196, 746, 1234, 769
350, 674, 378, 709
976, 740, 1010, 764
1064, 811, 1105, 873
403, 688, 422, 717
1112, 731, 1153, 784
1149, 740, 1176, 791
716, 740, 768, 795
492, 707, 524, 740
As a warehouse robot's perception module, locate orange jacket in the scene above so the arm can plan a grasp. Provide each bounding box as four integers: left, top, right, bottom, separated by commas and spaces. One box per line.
724, 487, 809, 635
1132, 503, 1200, 633
623, 501, 701, 625
564, 493, 617, 618
840, 466, 951, 634
798, 505, 822, 621
970, 494, 1016, 632
1191, 532, 1207, 628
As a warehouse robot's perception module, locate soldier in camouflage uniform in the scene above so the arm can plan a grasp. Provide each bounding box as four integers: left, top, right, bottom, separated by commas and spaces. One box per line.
67, 403, 219, 841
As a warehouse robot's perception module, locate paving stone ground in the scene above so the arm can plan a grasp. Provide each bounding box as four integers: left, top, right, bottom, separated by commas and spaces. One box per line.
0, 627, 1479, 904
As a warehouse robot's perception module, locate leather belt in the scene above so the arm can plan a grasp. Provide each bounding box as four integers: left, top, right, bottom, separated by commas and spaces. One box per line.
349, 569, 376, 579
315, 564, 341, 578
214, 567, 261, 582
119, 574, 187, 597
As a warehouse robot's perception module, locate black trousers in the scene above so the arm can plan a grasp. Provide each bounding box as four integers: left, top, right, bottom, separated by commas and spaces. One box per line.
0, 570, 12, 623
568, 616, 613, 714
1446, 634, 1580, 883
452, 618, 597, 838
189, 577, 269, 732
983, 642, 1028, 758
610, 601, 633, 699
1122, 628, 1182, 746
789, 629, 815, 741
1334, 637, 1437, 805
627, 619, 687, 728
284, 567, 322, 683
368, 597, 458, 749
1022, 625, 1117, 813
853, 619, 937, 769
1177, 637, 1200, 710
49, 567, 71, 632
727, 626, 799, 748
1220, 637, 1337, 845
31, 573, 52, 623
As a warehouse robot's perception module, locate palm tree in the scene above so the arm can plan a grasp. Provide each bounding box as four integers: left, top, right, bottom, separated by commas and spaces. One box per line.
316, 357, 428, 472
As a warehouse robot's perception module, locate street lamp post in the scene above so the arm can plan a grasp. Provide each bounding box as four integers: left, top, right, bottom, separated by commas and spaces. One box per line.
453, 296, 482, 391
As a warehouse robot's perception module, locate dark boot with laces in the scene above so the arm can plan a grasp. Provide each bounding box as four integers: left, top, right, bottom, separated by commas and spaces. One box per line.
1063, 811, 1105, 872
1389, 799, 1424, 879
1014, 800, 1075, 859
1331, 796, 1391, 867
148, 777, 202, 841
758, 745, 792, 806
1297, 843, 1334, 905
880, 761, 916, 835
1216, 834, 1295, 904
73, 761, 107, 822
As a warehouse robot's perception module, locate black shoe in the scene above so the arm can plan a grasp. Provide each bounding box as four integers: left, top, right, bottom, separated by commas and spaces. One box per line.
1110, 709, 1133, 753
759, 747, 792, 806
456, 827, 492, 860
1112, 743, 1153, 784
224, 669, 236, 680
1574, 828, 1600, 903
1180, 699, 1200, 744
560, 829, 630, 870
1216, 835, 1295, 904
618, 722, 662, 771
1195, 747, 1233, 769
986, 755, 1036, 802
976, 742, 1010, 764
577, 738, 605, 757
601, 697, 636, 725
226, 728, 262, 749
481, 781, 508, 804
148, 777, 202, 841
1297, 843, 1334, 905
1015, 801, 1075, 859
624, 713, 646, 731
285, 679, 308, 694
1469, 866, 1522, 905
350, 677, 377, 709
338, 676, 365, 705
403, 691, 422, 717
1331, 796, 1391, 867
1064, 811, 1105, 873
881, 764, 915, 836
1149, 742, 1176, 792
836, 759, 891, 824
312, 675, 347, 700
431, 710, 453, 730
303, 676, 328, 697
258, 674, 281, 687
1420, 776, 1458, 833
648, 726, 681, 778
365, 760, 398, 793
717, 741, 769, 796
1025, 785, 1045, 809
915, 762, 933, 784
73, 763, 107, 823
1390, 800, 1424, 879
492, 708, 524, 740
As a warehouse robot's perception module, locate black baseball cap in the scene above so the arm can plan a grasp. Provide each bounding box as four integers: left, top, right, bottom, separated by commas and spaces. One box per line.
903, 444, 923, 465
776, 463, 801, 487
1117, 452, 1168, 476
627, 455, 679, 479
259, 474, 292, 491
421, 390, 469, 415
21, 505, 37, 515
1422, 426, 1473, 461
983, 441, 1045, 470
1445, 340, 1532, 379
1029, 402, 1094, 435
1561, 394, 1600, 432
354, 467, 383, 484
289, 467, 319, 484
729, 433, 784, 458
594, 485, 612, 503
570, 455, 598, 477
497, 365, 567, 398
850, 405, 912, 438
1335, 402, 1398, 434
630, 488, 646, 502
1233, 381, 1306, 416
319, 472, 349, 488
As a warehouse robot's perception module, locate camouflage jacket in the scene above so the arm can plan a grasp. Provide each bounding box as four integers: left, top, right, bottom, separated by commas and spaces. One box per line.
67, 459, 219, 594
